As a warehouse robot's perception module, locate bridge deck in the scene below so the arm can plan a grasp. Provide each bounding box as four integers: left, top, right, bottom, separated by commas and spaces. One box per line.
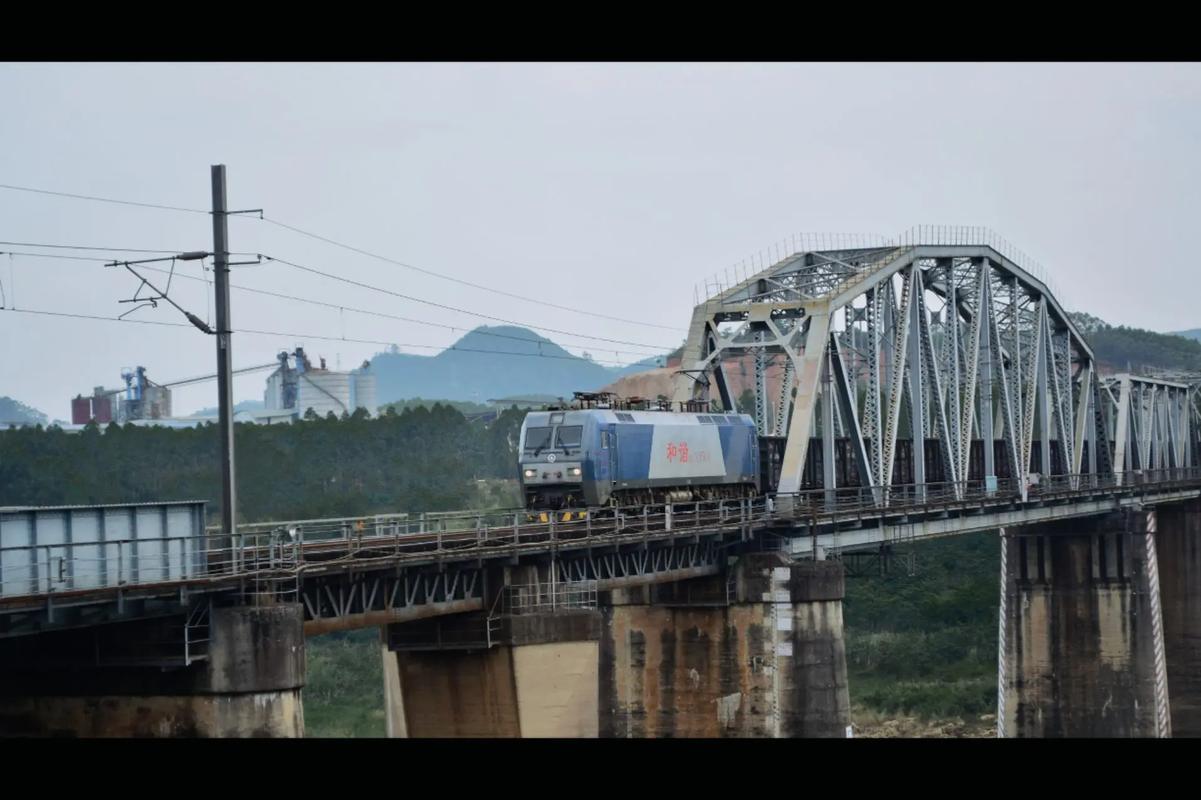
2, 470, 1199, 637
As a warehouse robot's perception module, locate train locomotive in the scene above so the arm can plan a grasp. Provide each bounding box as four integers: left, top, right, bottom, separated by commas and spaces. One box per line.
518, 406, 760, 514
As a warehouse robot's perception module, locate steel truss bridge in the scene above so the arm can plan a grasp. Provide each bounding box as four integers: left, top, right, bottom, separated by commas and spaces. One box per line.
3, 226, 1201, 650
674, 228, 1199, 504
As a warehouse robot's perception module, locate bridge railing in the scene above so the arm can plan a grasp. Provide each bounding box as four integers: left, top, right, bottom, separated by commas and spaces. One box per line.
209, 509, 540, 542
503, 580, 599, 615
772, 468, 1201, 516
890, 225, 1066, 309
6, 468, 1201, 604
693, 227, 1069, 308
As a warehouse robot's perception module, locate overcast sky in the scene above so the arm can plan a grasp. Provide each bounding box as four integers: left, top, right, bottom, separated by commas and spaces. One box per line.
2, 63, 1199, 420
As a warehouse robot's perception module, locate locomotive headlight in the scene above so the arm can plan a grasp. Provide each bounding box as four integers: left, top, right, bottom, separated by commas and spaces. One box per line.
523, 468, 536, 479
567, 467, 582, 477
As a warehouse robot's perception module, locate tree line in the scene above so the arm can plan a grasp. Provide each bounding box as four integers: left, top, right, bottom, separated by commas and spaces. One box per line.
0, 405, 529, 522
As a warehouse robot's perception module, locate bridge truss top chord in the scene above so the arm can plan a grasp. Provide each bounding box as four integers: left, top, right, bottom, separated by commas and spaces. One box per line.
672, 228, 1199, 504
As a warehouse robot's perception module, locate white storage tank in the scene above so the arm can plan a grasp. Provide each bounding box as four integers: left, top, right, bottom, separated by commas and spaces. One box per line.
297, 370, 352, 418
353, 370, 377, 417
264, 369, 286, 411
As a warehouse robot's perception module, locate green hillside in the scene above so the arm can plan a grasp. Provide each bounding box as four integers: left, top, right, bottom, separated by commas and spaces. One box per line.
1069, 312, 1201, 372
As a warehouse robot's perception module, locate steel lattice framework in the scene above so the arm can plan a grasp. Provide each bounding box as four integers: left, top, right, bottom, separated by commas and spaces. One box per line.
672, 228, 1200, 505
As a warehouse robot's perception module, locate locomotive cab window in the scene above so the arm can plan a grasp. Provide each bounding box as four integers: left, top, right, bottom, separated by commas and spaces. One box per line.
601, 431, 610, 449
524, 427, 553, 452
555, 425, 583, 449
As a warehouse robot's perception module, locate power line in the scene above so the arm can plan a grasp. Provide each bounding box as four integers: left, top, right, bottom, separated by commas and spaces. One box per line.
2, 252, 668, 360
0, 240, 257, 258
0, 250, 118, 262
87, 363, 281, 398
0, 183, 208, 215
0, 240, 181, 254
262, 254, 676, 351
180, 270, 666, 359
2, 306, 192, 328
239, 323, 636, 367
6, 245, 677, 351
0, 307, 645, 368
258, 216, 680, 331
0, 180, 683, 332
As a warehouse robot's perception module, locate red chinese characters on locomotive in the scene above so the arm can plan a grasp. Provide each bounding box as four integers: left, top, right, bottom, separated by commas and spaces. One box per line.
666, 441, 692, 463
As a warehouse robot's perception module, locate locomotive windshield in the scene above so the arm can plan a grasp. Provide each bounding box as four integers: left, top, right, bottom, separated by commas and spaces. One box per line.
524, 427, 553, 453
554, 426, 583, 449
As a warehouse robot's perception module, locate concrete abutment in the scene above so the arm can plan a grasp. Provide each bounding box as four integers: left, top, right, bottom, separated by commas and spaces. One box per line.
0, 603, 306, 737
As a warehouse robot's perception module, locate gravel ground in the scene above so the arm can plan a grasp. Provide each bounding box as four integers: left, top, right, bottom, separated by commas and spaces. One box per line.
851, 707, 996, 738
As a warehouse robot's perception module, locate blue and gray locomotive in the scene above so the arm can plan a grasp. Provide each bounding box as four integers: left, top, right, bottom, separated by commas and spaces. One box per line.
518, 407, 760, 512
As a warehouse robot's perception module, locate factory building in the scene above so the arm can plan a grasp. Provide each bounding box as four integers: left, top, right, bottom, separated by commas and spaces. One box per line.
65, 351, 377, 431
71, 390, 113, 425
264, 347, 377, 420
71, 367, 172, 425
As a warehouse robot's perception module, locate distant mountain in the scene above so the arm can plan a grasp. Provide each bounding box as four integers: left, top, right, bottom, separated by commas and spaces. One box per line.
1067, 313, 1201, 373
0, 396, 48, 427
189, 400, 266, 417
369, 326, 672, 406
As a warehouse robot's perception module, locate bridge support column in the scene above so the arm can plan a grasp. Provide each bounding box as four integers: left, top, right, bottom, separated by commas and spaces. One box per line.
0, 603, 306, 737
600, 552, 850, 737
1155, 499, 1201, 736
999, 512, 1171, 737
382, 609, 601, 737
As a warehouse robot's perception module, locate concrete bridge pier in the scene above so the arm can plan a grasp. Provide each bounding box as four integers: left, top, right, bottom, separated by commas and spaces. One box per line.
1154, 499, 1201, 736
382, 554, 851, 738
999, 511, 1171, 737
0, 603, 306, 737
382, 563, 602, 737
600, 552, 850, 737
382, 611, 601, 737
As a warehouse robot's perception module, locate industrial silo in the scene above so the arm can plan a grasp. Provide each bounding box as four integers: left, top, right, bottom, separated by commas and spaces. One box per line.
353, 368, 377, 417
297, 369, 352, 418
